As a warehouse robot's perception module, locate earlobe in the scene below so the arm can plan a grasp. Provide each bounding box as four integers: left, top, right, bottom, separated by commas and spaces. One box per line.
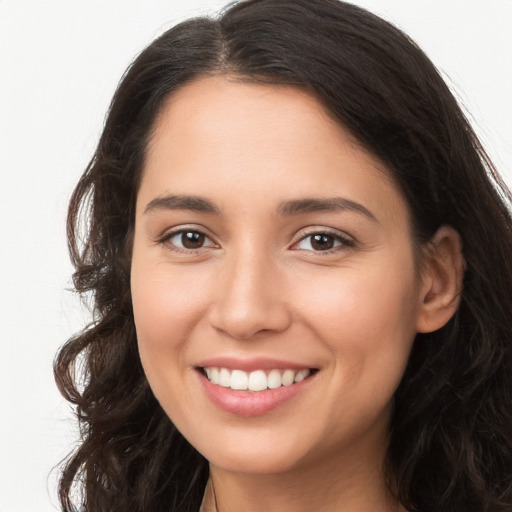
416, 226, 465, 333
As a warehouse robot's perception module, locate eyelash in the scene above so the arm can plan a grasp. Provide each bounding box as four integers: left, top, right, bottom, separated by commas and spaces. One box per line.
157, 228, 355, 255
291, 229, 355, 254
158, 228, 218, 254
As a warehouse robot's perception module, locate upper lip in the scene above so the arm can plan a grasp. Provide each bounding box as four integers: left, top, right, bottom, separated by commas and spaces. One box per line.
196, 356, 316, 372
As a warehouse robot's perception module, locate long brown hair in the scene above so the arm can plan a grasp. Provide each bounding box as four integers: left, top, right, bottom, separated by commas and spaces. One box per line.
55, 1, 512, 510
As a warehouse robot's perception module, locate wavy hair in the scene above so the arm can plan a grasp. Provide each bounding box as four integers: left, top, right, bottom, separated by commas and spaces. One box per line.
55, 1, 512, 511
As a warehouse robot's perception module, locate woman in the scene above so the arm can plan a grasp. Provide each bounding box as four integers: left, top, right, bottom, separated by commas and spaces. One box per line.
54, 1, 512, 511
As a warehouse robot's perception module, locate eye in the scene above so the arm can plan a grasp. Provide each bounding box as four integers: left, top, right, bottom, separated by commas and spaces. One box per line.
161, 229, 217, 252
293, 231, 354, 252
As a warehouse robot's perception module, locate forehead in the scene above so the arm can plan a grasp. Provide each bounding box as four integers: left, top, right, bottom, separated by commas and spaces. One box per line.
139, 76, 408, 226
149, 76, 363, 157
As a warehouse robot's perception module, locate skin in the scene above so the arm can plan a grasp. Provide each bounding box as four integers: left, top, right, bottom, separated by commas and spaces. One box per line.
131, 77, 463, 512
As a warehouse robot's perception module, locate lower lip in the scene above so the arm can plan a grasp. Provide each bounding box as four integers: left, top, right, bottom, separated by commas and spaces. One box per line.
198, 371, 315, 416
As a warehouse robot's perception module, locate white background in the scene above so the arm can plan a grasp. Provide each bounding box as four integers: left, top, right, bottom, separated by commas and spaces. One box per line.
0, 1, 511, 510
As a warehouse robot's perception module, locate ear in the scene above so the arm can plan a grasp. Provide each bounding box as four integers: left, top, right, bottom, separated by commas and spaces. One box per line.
416, 226, 465, 333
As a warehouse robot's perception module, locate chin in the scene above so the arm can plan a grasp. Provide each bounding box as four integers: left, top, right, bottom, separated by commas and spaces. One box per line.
193, 430, 310, 476
209, 449, 304, 476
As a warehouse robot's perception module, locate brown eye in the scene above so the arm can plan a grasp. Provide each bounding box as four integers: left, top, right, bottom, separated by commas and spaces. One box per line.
310, 234, 335, 251
181, 231, 205, 249
162, 230, 216, 252
294, 231, 354, 252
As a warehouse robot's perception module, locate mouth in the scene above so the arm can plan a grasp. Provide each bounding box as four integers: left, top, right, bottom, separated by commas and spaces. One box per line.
195, 357, 319, 415
198, 367, 317, 392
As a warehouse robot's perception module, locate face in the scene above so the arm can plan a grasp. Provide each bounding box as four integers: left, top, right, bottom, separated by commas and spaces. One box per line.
131, 77, 426, 477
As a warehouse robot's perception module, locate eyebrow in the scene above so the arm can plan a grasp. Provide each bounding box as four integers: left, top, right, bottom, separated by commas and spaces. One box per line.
276, 197, 377, 221
144, 194, 377, 222
144, 194, 220, 215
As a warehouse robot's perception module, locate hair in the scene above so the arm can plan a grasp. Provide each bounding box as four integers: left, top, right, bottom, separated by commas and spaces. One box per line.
54, 1, 512, 511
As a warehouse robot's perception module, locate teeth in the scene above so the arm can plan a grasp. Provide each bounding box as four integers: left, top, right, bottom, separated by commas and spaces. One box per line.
231, 369, 248, 390
248, 370, 267, 391
281, 369, 295, 386
294, 369, 310, 383
203, 367, 312, 391
210, 367, 219, 384
219, 368, 231, 387
267, 369, 282, 389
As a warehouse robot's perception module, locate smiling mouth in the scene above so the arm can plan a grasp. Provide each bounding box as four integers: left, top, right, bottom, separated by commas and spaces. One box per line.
199, 367, 317, 392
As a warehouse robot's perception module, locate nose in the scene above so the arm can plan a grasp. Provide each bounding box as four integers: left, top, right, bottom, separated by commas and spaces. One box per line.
208, 250, 292, 340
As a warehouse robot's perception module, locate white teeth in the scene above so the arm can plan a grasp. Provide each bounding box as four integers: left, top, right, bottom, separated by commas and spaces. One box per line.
230, 369, 248, 390
281, 369, 295, 386
203, 367, 312, 391
267, 369, 282, 389
248, 370, 267, 391
210, 367, 220, 384
294, 369, 310, 383
219, 368, 231, 387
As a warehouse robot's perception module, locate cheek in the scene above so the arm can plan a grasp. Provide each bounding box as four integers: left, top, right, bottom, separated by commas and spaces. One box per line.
130, 254, 209, 405
300, 262, 418, 338
295, 254, 419, 391
130, 271, 207, 442
308, 271, 418, 434
131, 260, 207, 345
